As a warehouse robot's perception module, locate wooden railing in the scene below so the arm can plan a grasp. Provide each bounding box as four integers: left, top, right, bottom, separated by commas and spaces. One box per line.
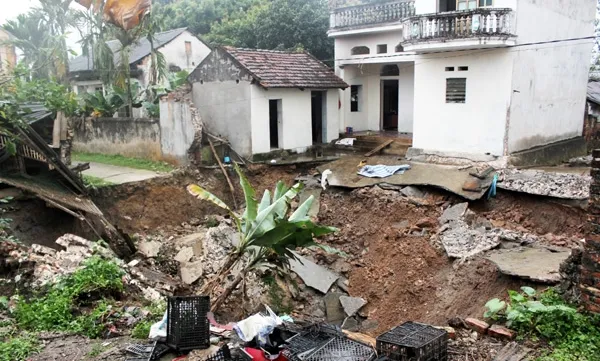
402, 8, 515, 42
330, 0, 415, 30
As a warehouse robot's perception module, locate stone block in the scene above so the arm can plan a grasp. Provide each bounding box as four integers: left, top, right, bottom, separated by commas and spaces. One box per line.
180, 261, 203, 285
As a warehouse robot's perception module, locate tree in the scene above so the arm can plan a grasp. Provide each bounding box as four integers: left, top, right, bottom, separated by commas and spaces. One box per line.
207, 0, 333, 62
187, 165, 340, 312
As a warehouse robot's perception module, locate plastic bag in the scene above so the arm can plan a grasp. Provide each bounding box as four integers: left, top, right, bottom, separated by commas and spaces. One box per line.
148, 310, 168, 339
233, 305, 282, 345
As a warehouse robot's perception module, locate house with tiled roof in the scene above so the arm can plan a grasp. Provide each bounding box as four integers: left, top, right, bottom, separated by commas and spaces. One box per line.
188, 46, 348, 158
69, 28, 211, 97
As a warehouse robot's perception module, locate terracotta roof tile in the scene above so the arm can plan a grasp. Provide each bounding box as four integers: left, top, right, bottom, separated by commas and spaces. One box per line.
223, 47, 348, 89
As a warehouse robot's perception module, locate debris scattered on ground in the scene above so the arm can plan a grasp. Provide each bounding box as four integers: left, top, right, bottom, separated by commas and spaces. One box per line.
497, 169, 590, 200
486, 247, 571, 283
339, 296, 367, 317
568, 154, 592, 167
289, 252, 339, 294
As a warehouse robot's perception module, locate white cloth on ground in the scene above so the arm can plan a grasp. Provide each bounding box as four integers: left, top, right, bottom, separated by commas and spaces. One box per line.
335, 138, 356, 146
357, 164, 411, 178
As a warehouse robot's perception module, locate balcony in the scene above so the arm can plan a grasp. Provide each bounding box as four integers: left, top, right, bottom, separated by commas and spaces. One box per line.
329, 0, 415, 33
401, 8, 516, 52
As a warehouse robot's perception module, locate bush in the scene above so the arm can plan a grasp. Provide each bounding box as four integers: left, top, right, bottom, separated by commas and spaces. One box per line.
14, 257, 124, 338
0, 334, 40, 361
485, 287, 600, 361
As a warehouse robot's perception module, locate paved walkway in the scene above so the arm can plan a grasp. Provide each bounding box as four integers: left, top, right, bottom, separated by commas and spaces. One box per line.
77, 161, 163, 184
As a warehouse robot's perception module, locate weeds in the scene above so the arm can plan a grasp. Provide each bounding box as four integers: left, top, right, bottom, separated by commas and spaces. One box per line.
131, 301, 166, 339
0, 333, 40, 361
82, 175, 114, 188
73, 152, 175, 173
87, 343, 106, 358
14, 257, 124, 338
205, 216, 219, 228
263, 275, 294, 314
485, 287, 600, 361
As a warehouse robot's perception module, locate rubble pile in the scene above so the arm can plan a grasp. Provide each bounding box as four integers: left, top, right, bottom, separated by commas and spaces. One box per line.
497, 169, 591, 199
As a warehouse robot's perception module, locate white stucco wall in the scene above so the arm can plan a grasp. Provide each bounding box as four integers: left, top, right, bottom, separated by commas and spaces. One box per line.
192, 81, 253, 157
416, 0, 517, 14
161, 31, 211, 73
412, 49, 514, 155
334, 31, 405, 60
507, 0, 595, 152
398, 64, 415, 133
326, 89, 341, 142
159, 98, 196, 163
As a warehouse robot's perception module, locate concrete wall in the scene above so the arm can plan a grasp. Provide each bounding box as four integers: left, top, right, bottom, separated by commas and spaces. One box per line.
416, 0, 517, 14
73, 117, 161, 159
398, 63, 415, 133
192, 81, 253, 157
159, 96, 197, 163
506, 0, 595, 152
412, 49, 514, 155
334, 31, 405, 60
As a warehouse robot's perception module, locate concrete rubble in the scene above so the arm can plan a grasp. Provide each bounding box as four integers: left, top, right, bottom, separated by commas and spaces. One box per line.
486, 247, 571, 284
339, 296, 367, 317
289, 252, 339, 294
497, 169, 591, 200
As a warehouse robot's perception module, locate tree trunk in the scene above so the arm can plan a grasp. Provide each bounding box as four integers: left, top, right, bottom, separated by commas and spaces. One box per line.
211, 269, 246, 313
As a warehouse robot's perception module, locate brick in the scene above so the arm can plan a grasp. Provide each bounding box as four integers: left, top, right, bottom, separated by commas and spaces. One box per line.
465, 318, 489, 334
584, 300, 600, 314
488, 325, 516, 340
434, 326, 456, 340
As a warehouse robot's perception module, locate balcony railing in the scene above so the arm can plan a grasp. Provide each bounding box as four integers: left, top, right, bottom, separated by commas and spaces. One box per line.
330, 0, 415, 31
402, 8, 515, 43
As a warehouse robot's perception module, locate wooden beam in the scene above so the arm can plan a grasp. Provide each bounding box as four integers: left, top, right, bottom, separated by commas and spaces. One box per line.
208, 138, 238, 209
365, 139, 394, 157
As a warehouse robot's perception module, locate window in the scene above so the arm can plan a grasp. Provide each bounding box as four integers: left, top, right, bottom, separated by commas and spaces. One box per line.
351, 85, 362, 112
381, 64, 400, 76
446, 78, 466, 103
185, 41, 192, 68
395, 44, 404, 53
457, 0, 477, 10
377, 44, 388, 54
351, 46, 370, 56
458, 66, 469, 71
445, 67, 455, 72
479, 0, 492, 6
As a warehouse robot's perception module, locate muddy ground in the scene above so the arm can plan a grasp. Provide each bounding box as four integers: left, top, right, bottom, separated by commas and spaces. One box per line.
3, 164, 588, 360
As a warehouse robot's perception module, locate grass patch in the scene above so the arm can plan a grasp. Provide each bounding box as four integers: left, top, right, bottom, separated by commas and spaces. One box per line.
131, 301, 166, 339
485, 287, 600, 361
14, 256, 124, 338
73, 152, 175, 173
0, 334, 40, 361
87, 343, 106, 358
82, 175, 114, 188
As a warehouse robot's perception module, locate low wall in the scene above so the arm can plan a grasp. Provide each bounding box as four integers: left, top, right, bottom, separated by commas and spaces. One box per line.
73, 117, 162, 160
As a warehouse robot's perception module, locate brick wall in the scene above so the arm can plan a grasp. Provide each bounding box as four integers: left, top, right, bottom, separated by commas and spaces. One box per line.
581, 149, 600, 313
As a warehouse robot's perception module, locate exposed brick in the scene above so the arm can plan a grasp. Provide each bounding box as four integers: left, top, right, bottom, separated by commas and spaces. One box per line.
488, 325, 516, 340
465, 318, 489, 334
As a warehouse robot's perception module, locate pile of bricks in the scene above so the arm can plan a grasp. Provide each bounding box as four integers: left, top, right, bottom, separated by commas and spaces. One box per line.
581, 149, 600, 313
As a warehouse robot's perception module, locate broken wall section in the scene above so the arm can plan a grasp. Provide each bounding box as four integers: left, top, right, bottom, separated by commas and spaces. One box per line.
581, 149, 600, 313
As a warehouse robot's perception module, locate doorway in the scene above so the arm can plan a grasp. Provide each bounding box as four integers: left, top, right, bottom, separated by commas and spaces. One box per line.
438, 0, 456, 12
382, 80, 399, 131
269, 99, 282, 149
311, 91, 327, 144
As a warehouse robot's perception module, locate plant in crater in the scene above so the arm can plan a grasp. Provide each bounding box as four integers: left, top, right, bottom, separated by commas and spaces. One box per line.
0, 333, 40, 361
187, 164, 341, 312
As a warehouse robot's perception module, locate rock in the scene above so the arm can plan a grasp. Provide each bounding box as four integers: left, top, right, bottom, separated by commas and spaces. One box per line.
416, 217, 437, 229
138, 241, 162, 258
324, 292, 345, 324
488, 324, 516, 340
289, 252, 339, 294
465, 318, 489, 334
400, 186, 425, 199
440, 220, 501, 258
439, 203, 469, 224
180, 261, 204, 285
434, 326, 456, 340
331, 260, 352, 275
298, 189, 322, 218
339, 296, 367, 317
174, 232, 207, 248
360, 319, 379, 332
486, 247, 571, 283
497, 169, 590, 200
192, 240, 204, 257
341, 317, 359, 332
31, 244, 57, 256
447, 317, 467, 328
174, 247, 194, 263
336, 277, 349, 293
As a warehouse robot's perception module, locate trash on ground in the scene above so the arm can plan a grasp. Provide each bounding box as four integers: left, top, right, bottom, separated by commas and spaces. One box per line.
335, 138, 356, 146
357, 164, 411, 178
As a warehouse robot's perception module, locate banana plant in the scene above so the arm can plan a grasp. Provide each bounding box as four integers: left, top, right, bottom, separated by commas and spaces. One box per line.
187, 164, 340, 312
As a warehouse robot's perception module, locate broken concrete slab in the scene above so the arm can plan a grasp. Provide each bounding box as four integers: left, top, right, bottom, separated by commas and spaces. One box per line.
180, 260, 204, 285
174, 247, 194, 263
441, 221, 501, 258
342, 317, 360, 332
317, 156, 494, 201
486, 247, 571, 284
138, 240, 161, 258
289, 252, 339, 294
439, 203, 469, 225
324, 292, 345, 324
339, 296, 367, 317
497, 169, 590, 200
298, 188, 322, 218
174, 232, 207, 248
400, 186, 425, 199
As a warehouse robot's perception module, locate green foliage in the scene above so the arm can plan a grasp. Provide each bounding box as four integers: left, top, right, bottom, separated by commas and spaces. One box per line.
14, 257, 124, 338
484, 287, 600, 361
131, 301, 166, 339
87, 343, 106, 358
82, 175, 114, 189
0, 297, 8, 311
72, 152, 175, 173
0, 333, 40, 361
205, 216, 220, 228
263, 275, 293, 314
131, 320, 152, 339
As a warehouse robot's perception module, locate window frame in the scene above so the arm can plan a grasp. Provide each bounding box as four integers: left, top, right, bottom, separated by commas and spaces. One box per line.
445, 78, 467, 104
350, 85, 362, 112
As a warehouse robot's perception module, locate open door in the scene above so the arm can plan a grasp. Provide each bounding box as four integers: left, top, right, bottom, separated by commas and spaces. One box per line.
382, 80, 399, 131
269, 99, 282, 149
311, 91, 327, 144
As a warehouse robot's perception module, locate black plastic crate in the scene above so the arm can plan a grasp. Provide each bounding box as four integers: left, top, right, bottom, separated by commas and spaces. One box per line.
303, 337, 374, 361
376, 322, 448, 361
283, 324, 341, 361
167, 296, 210, 352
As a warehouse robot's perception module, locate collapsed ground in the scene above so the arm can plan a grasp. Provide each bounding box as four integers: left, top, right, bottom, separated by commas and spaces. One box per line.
0, 164, 589, 360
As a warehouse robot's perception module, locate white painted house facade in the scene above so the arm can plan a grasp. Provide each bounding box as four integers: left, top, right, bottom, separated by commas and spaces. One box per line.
330, 0, 596, 158
189, 47, 348, 158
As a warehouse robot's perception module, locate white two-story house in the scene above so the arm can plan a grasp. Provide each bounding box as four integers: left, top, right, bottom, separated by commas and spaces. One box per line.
330, 0, 596, 163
